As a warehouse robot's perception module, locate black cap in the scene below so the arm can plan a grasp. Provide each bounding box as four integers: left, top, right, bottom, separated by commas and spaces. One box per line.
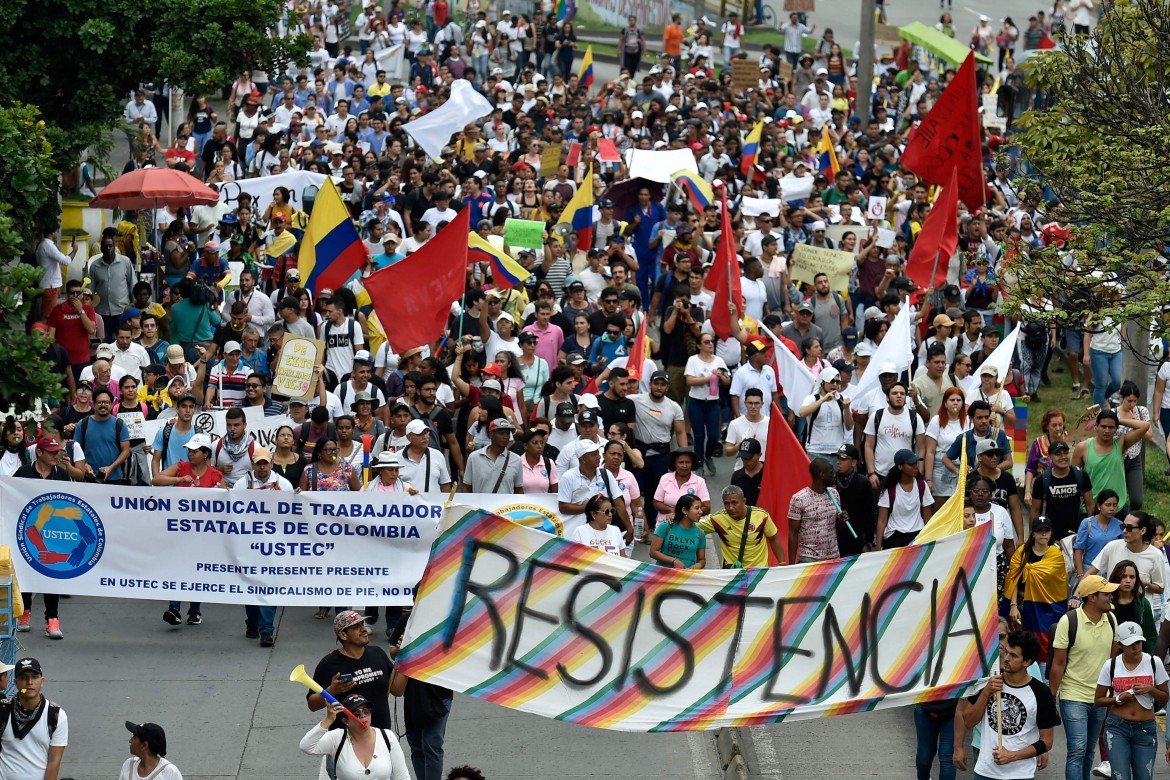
517, 331, 538, 344
1049, 440, 1071, 454
981, 325, 1000, 337
650, 370, 669, 383
943, 284, 961, 299
1032, 516, 1054, 532
567, 280, 586, 292
738, 438, 762, 456
578, 409, 599, 425
126, 722, 168, 756
341, 693, 371, 712
555, 401, 576, 418
14, 657, 42, 676
837, 443, 861, 461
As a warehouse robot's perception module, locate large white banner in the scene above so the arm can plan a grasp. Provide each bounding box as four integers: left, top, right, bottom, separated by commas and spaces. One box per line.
140, 407, 294, 450
216, 170, 338, 217
0, 481, 563, 605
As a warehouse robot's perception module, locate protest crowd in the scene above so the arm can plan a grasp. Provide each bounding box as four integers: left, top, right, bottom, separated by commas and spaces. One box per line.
9, 0, 1170, 778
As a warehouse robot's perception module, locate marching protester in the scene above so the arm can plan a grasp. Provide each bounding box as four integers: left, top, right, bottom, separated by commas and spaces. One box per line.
0, 658, 68, 779
120, 722, 183, 780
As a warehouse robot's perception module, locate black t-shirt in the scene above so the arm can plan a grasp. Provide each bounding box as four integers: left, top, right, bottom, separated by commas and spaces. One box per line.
596, 394, 635, 429
1037, 467, 1092, 539
310, 646, 395, 729
985, 470, 1019, 514
659, 304, 703, 368
731, 467, 763, 507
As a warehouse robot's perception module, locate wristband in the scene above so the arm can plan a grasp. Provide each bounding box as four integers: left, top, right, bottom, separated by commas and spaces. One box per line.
1031, 739, 1049, 757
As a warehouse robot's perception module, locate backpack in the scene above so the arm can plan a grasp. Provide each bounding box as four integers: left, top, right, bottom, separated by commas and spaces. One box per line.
1046, 608, 1117, 679
871, 407, 919, 450
215, 436, 257, 462
78, 415, 125, 455
885, 476, 927, 512
1024, 321, 1048, 350
298, 422, 336, 455
323, 318, 357, 355
0, 700, 61, 749
1038, 466, 1088, 515
802, 393, 845, 449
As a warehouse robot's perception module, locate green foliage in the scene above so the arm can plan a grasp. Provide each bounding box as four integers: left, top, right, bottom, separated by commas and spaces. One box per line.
1000, 0, 1170, 348
0, 103, 60, 257
0, 0, 311, 170
0, 266, 68, 411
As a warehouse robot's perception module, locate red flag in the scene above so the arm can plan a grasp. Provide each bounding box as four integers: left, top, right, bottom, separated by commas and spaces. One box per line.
708, 189, 744, 340
1038, 34, 1057, 49
364, 208, 470, 353
900, 52, 985, 212
626, 311, 648, 383
566, 141, 582, 168
580, 375, 599, 395
905, 166, 959, 290
756, 402, 810, 564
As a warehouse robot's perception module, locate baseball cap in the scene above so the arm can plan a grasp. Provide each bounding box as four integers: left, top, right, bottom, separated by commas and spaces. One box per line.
555, 401, 576, 418
481, 378, 503, 392
126, 722, 168, 756
203, 240, 221, 253
575, 437, 604, 455
285, 267, 300, 279
405, 420, 429, 436
223, 340, 242, 354
333, 609, 372, 634
122, 306, 143, 321
341, 693, 371, 713
566, 353, 587, 366
14, 658, 42, 676
185, 433, 213, 451
831, 359, 854, 374
353, 349, 373, 365
578, 409, 599, 425
489, 418, 516, 432
863, 306, 885, 322
517, 331, 538, 344
0, 661, 13, 675
650, 370, 670, 383
1032, 515, 1053, 532
853, 342, 874, 357
797, 300, 814, 313
837, 443, 860, 461
578, 394, 600, 409
842, 327, 858, 346
252, 447, 273, 463
878, 361, 898, 375
738, 438, 762, 457
96, 343, 115, 359
35, 437, 62, 453
1076, 574, 1119, 598
745, 340, 771, 357
1116, 621, 1144, 646
933, 313, 954, 328
976, 439, 1004, 457
819, 366, 840, 384
893, 449, 921, 467
979, 363, 999, 377
1049, 440, 1071, 455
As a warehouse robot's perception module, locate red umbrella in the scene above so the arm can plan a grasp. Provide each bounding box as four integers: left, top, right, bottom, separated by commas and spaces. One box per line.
89, 167, 219, 210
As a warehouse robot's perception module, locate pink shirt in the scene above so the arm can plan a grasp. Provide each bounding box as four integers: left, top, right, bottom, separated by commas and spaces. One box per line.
653, 471, 710, 523
521, 453, 558, 494
522, 323, 564, 369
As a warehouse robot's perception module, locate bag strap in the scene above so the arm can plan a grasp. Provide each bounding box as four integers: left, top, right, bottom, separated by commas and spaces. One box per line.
333, 728, 348, 767
424, 449, 431, 489
490, 449, 512, 493
734, 509, 752, 566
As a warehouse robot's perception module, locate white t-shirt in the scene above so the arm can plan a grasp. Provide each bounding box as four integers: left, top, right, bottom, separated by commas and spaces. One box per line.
0, 701, 69, 780
971, 676, 1059, 780
800, 393, 846, 455
974, 504, 1015, 554
322, 316, 365, 380
1092, 540, 1166, 615
684, 355, 728, 401
864, 406, 919, 477
119, 756, 184, 780
877, 479, 933, 535
1159, 363, 1170, 409
741, 277, 767, 321
726, 414, 769, 469
1096, 652, 1169, 711
570, 523, 626, 556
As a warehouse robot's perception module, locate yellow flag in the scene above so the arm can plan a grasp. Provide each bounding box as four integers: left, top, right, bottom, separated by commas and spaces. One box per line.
912, 437, 969, 545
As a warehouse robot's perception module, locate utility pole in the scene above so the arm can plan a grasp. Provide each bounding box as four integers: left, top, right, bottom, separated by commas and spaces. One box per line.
857, 0, 876, 125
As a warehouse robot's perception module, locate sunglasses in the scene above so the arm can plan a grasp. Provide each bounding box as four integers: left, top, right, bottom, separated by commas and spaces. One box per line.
246, 383, 264, 389
1123, 524, 1141, 532
595, 508, 613, 515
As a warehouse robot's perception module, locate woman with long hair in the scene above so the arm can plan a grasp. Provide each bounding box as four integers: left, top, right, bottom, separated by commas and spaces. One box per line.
649, 494, 707, 569
0, 417, 29, 477
1116, 381, 1153, 511
569, 494, 627, 556
299, 437, 360, 493
1085, 510, 1165, 628
1072, 489, 1123, 581
876, 449, 933, 549
969, 473, 1016, 603
300, 694, 410, 780
685, 332, 731, 476
271, 424, 307, 489
1093, 616, 1167, 780
1005, 515, 1068, 664
924, 387, 966, 509
1106, 560, 1158, 649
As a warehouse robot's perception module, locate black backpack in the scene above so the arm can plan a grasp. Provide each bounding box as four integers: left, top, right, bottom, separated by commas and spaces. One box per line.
1046, 609, 1117, 679
0, 699, 60, 749
1038, 466, 1088, 515
802, 393, 845, 449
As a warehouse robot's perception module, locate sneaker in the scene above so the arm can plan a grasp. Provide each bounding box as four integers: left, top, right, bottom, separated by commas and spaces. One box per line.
260, 633, 275, 647
16, 613, 31, 632
245, 627, 260, 639
45, 618, 63, 639
706, 459, 717, 477
1092, 761, 1111, 778
187, 613, 202, 626
163, 608, 181, 626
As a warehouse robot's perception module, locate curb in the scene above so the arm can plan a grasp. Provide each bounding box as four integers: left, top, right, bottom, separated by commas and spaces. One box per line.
716, 726, 750, 780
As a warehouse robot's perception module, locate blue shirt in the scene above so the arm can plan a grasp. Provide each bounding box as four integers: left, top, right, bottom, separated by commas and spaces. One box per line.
945, 428, 1012, 465
152, 422, 196, 470
1074, 515, 1123, 570
80, 415, 131, 479
587, 334, 626, 368
372, 252, 404, 270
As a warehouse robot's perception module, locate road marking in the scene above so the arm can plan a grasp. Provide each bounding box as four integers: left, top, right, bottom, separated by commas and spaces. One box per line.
749, 725, 782, 778
688, 731, 719, 778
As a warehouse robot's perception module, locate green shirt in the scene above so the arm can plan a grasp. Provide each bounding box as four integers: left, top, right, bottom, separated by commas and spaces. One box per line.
653, 520, 704, 568
169, 298, 220, 343
1085, 439, 1127, 508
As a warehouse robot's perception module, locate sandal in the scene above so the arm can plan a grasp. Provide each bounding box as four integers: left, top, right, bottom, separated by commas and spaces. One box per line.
313, 608, 330, 620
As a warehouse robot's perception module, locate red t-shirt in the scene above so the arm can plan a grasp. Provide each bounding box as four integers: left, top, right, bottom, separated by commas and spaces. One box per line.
177, 460, 224, 488
165, 148, 196, 167
433, 0, 448, 28
48, 301, 97, 363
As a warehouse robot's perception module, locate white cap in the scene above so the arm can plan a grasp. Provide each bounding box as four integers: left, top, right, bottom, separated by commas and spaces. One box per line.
353, 349, 373, 364
878, 361, 899, 375
631, 110, 643, 118
578, 393, 600, 409
223, 340, 242, 353
819, 367, 840, 385
185, 433, 214, 450
810, 220, 827, 232
576, 437, 604, 455
1117, 621, 1144, 646
854, 342, 874, 357
405, 420, 429, 436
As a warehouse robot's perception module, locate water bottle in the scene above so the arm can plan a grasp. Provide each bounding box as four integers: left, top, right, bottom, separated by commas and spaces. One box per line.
708, 371, 719, 400
634, 504, 645, 541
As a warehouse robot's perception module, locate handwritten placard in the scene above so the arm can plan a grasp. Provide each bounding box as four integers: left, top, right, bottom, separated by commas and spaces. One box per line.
730, 59, 758, 93
539, 145, 563, 178
272, 336, 324, 401
790, 244, 856, 290
118, 411, 147, 442
504, 219, 546, 249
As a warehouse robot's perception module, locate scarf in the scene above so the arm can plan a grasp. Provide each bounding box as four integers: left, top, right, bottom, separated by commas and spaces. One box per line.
10, 699, 46, 741
219, 433, 251, 462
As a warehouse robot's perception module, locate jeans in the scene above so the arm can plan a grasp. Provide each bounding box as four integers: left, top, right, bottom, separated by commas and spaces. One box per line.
406, 708, 450, 780
473, 53, 490, 83
245, 605, 277, 634
1089, 348, 1122, 407
913, 704, 956, 780
169, 601, 201, 615
1104, 713, 1157, 780
687, 397, 722, 469
1059, 698, 1107, 780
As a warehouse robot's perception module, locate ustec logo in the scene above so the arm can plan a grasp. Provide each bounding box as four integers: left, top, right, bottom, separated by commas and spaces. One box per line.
15, 493, 106, 579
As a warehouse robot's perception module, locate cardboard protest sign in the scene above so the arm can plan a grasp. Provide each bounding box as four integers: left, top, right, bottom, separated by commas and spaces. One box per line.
540, 145, 563, 177
731, 59, 758, 93
790, 244, 856, 290
396, 505, 997, 731
271, 336, 324, 401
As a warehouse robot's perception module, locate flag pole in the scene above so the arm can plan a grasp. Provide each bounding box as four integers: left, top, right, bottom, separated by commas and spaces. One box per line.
928, 250, 941, 296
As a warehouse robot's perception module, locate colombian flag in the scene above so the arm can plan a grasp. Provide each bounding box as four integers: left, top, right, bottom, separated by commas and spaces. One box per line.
556, 163, 594, 251
578, 46, 594, 91
297, 178, 367, 295
740, 120, 764, 178
816, 131, 840, 178
671, 169, 713, 212
468, 232, 531, 289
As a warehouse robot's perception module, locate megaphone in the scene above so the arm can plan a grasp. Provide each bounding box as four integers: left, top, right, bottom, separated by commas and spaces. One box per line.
289, 663, 368, 729
553, 222, 573, 241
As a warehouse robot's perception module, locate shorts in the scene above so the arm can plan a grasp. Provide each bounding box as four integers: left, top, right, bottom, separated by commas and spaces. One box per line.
666, 365, 687, 405
1064, 327, 1083, 355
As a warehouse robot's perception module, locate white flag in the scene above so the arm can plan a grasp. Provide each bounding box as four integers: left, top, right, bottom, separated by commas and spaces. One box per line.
761, 326, 816, 407
850, 304, 915, 412
403, 79, 494, 160
985, 323, 1022, 384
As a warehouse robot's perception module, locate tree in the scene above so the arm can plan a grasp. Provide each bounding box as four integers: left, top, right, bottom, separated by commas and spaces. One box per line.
998, 0, 1170, 357
0, 0, 310, 171
0, 104, 72, 410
